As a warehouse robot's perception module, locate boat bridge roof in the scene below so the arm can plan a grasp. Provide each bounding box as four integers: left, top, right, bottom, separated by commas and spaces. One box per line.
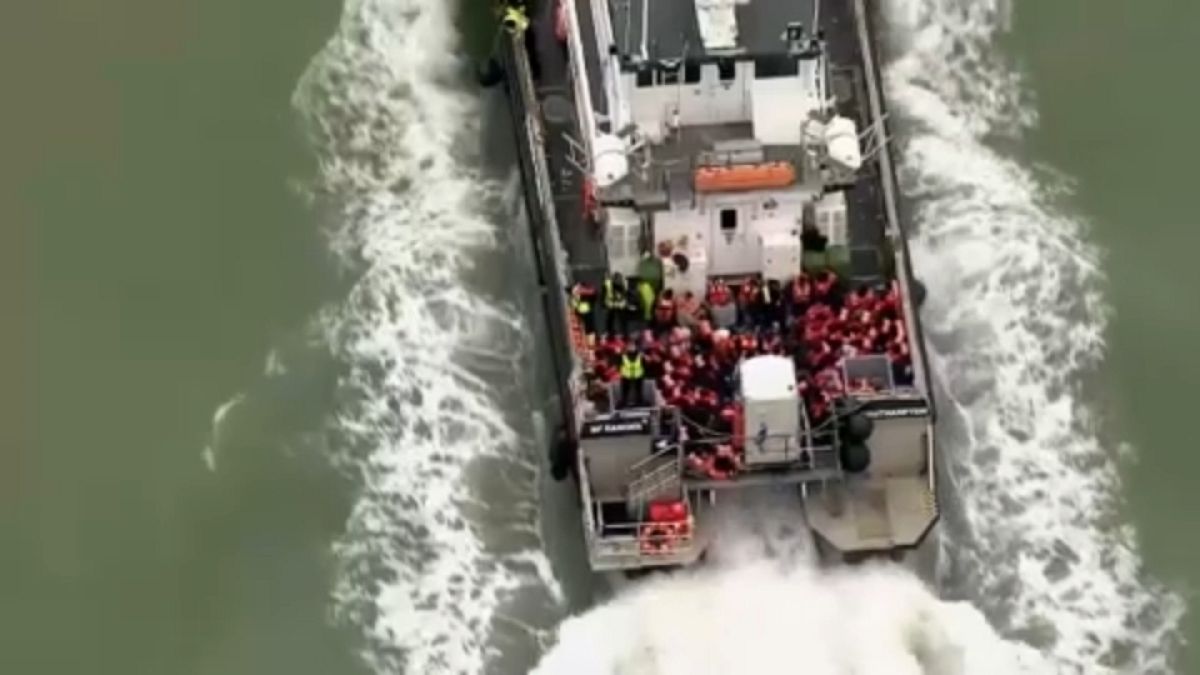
610, 0, 819, 63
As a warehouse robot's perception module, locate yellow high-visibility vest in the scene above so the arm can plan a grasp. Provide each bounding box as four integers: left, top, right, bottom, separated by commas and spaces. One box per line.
604, 278, 627, 309
571, 293, 591, 315
502, 6, 529, 34
620, 354, 644, 379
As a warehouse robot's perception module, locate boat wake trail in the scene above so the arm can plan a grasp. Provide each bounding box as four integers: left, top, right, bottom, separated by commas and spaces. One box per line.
533, 494, 1046, 675
293, 0, 559, 672
885, 0, 1183, 671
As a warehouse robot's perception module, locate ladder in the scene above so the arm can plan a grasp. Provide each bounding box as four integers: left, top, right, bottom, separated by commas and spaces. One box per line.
627, 447, 680, 511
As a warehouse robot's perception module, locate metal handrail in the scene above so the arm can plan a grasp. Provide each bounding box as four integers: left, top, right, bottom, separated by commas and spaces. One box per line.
628, 461, 680, 506
628, 439, 675, 477
589, 517, 697, 561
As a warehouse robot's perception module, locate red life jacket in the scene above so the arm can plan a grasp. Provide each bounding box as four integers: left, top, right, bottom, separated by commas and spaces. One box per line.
655, 296, 675, 323
738, 279, 757, 305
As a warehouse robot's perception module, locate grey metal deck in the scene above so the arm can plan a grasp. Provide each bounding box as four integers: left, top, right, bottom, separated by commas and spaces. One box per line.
575, 0, 610, 121
529, 0, 609, 283
610, 0, 819, 60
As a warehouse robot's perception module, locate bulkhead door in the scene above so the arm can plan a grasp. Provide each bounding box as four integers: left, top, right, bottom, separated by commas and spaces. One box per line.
709, 203, 759, 276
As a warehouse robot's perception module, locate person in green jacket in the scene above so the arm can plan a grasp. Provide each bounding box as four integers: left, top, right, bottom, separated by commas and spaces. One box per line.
636, 278, 655, 324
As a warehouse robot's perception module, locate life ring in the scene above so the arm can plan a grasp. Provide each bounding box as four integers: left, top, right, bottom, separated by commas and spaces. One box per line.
639, 523, 674, 555
706, 444, 742, 480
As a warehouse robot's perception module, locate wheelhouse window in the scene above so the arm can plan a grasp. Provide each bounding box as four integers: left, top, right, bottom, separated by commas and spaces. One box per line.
684, 61, 701, 84
720, 208, 737, 232
755, 55, 799, 78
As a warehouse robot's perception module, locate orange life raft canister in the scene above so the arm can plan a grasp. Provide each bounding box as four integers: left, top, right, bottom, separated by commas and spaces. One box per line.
694, 162, 797, 193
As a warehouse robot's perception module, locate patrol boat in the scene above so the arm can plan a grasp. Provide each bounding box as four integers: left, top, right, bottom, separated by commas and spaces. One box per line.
493, 0, 939, 572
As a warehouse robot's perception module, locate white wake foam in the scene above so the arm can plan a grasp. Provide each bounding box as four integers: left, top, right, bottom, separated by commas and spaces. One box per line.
534, 495, 1049, 675
885, 0, 1183, 671
293, 0, 559, 672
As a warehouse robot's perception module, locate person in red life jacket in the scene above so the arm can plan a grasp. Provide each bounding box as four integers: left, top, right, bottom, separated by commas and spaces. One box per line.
593, 359, 618, 385
821, 367, 845, 395
686, 449, 713, 477
796, 377, 811, 402
858, 335, 875, 356
592, 335, 615, 367
653, 288, 677, 330
790, 274, 812, 313
663, 378, 686, 408
808, 391, 827, 423
813, 270, 837, 301
888, 341, 914, 386
672, 355, 693, 385
694, 354, 720, 392
584, 370, 610, 410
847, 284, 879, 314
805, 302, 833, 327
760, 278, 785, 329
737, 277, 759, 327
880, 319, 901, 350
712, 330, 734, 363
803, 318, 825, 348
718, 405, 737, 435
762, 329, 784, 355
695, 319, 714, 350
881, 281, 901, 317
835, 305, 852, 330
709, 280, 737, 329
857, 306, 878, 333
676, 290, 702, 329
730, 403, 745, 451
709, 444, 741, 479
642, 345, 665, 381
862, 285, 880, 311
738, 332, 757, 357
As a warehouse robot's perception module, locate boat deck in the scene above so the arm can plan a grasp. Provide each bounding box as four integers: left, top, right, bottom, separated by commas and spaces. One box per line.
524, 0, 891, 288
529, 0, 608, 288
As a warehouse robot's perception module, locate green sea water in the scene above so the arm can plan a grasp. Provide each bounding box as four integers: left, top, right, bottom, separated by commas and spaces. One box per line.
1015, 0, 1200, 670
0, 1, 367, 673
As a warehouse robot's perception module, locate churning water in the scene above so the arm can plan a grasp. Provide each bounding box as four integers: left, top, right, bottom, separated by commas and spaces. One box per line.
886, 0, 1183, 671
291, 0, 561, 672
262, 0, 1185, 672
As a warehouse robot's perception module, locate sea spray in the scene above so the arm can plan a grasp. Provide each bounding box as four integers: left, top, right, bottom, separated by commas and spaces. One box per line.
292, 0, 561, 672
532, 501, 1048, 675
885, 0, 1183, 670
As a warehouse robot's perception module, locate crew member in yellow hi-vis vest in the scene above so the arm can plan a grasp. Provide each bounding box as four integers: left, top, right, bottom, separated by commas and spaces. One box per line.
619, 343, 645, 408
603, 273, 628, 336
569, 281, 595, 336
501, 3, 529, 34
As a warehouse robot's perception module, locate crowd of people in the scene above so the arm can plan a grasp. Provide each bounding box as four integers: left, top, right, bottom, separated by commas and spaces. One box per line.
569, 268, 914, 478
